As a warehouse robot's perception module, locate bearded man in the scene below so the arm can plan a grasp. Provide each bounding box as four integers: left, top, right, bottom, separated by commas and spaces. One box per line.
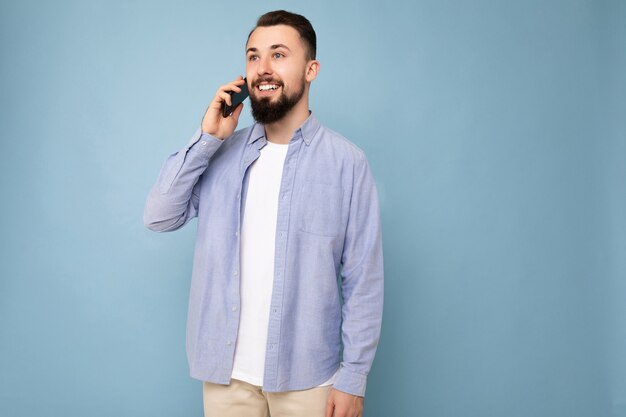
144, 10, 384, 417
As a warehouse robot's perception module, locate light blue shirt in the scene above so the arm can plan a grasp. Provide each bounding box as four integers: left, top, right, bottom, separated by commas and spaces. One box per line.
143, 112, 384, 397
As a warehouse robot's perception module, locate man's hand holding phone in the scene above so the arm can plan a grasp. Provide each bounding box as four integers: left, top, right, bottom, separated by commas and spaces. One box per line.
201, 76, 247, 141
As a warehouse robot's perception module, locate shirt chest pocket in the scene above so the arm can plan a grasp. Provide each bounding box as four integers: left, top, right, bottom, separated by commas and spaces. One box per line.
297, 180, 344, 238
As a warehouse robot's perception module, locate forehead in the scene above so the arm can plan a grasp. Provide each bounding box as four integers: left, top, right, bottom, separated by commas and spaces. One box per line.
246, 24, 304, 52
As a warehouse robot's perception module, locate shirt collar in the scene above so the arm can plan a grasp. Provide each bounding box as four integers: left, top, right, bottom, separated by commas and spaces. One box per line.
247, 111, 321, 146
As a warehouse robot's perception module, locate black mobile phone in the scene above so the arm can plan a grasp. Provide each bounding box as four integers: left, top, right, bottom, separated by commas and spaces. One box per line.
222, 78, 249, 117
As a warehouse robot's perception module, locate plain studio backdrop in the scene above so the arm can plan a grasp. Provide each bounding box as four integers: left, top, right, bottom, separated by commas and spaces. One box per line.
1, 1, 624, 416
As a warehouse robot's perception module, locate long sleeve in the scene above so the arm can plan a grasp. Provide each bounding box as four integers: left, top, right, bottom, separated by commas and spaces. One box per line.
143, 127, 224, 232
333, 152, 384, 397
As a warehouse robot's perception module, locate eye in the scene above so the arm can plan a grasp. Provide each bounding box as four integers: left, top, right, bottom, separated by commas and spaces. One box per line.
248, 55, 258, 61
273, 52, 284, 59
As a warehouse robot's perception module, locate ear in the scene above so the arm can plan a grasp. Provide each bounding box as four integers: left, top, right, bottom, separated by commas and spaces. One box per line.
305, 59, 320, 83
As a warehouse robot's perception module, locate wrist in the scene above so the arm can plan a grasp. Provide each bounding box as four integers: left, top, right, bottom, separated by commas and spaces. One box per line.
200, 130, 224, 142
201, 130, 224, 142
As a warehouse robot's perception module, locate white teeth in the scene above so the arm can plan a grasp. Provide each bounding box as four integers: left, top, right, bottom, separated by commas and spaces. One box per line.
258, 84, 279, 91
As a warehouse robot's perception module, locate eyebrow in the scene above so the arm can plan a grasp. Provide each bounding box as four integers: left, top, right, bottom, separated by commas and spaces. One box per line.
246, 44, 292, 54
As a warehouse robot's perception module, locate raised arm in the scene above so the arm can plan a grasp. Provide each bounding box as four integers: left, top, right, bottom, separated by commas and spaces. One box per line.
143, 76, 246, 232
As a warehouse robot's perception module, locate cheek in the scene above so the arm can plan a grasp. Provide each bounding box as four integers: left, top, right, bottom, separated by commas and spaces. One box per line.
245, 63, 257, 79
281, 69, 302, 86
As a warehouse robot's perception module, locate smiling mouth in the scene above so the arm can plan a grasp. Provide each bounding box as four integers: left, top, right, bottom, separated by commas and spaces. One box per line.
255, 82, 282, 93
258, 84, 279, 91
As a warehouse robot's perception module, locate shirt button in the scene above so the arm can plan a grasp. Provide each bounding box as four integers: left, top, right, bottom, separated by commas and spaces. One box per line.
233, 270, 238, 276
231, 306, 237, 312
226, 340, 232, 346
235, 231, 239, 237
279, 232, 284, 238
282, 194, 287, 200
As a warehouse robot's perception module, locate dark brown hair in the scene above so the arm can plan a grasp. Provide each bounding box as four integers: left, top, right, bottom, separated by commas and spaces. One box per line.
247, 10, 317, 61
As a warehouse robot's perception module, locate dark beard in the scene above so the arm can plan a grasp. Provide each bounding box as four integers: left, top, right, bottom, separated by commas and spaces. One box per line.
250, 79, 305, 124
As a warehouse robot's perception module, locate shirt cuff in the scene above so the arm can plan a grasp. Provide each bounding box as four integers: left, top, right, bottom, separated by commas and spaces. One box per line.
332, 366, 368, 397
200, 131, 224, 142
183, 128, 225, 157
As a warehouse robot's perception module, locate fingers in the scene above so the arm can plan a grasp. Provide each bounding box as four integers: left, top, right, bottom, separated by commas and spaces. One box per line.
201, 76, 246, 138
216, 90, 232, 106
230, 102, 244, 121
214, 76, 246, 108
220, 84, 242, 94
218, 77, 245, 95
222, 101, 243, 119
325, 399, 334, 417
325, 389, 363, 417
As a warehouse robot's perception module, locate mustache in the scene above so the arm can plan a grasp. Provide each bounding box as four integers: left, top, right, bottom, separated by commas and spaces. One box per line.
252, 78, 283, 88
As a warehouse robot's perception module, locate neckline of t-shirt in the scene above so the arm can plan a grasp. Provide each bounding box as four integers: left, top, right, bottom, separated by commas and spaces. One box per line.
264, 140, 289, 150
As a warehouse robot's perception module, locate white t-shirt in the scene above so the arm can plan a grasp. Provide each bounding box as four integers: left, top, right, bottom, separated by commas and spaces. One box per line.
231, 140, 339, 388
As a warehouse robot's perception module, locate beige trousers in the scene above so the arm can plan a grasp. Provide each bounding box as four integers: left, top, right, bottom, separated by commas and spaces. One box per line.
203, 378, 333, 417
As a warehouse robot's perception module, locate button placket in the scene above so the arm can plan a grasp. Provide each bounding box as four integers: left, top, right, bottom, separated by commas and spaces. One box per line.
226, 146, 257, 369
263, 138, 304, 390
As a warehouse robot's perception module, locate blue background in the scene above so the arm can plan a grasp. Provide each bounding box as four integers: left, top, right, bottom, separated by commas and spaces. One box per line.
1, 0, 624, 416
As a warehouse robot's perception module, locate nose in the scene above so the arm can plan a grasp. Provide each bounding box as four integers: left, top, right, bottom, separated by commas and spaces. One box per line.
257, 54, 272, 76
